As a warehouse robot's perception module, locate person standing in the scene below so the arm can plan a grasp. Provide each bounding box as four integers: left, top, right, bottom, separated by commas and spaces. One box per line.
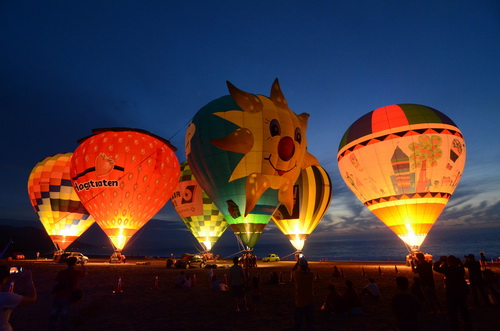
391, 276, 420, 331
293, 256, 314, 330
411, 252, 442, 314
48, 257, 87, 330
434, 255, 472, 330
229, 256, 248, 312
464, 254, 488, 306
0, 265, 37, 331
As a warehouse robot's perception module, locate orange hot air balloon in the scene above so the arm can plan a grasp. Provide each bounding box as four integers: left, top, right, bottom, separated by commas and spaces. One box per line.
27, 153, 94, 250
337, 104, 466, 252
272, 165, 332, 252
70, 128, 180, 251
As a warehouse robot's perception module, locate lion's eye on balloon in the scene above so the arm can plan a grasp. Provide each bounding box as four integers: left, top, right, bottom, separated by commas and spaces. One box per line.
270, 119, 280, 137
294, 127, 302, 144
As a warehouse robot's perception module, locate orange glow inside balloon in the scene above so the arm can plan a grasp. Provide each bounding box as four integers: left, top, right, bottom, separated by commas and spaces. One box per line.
71, 129, 180, 251
337, 105, 466, 251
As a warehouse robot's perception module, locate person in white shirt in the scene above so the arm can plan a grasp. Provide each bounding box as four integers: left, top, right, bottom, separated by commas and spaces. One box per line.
0, 265, 37, 331
360, 277, 380, 300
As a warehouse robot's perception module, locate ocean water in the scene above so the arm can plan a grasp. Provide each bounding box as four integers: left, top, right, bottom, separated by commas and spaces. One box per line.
115, 226, 500, 262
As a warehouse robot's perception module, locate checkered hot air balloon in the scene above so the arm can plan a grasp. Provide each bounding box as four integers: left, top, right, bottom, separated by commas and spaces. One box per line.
171, 162, 228, 251
337, 104, 466, 252
28, 153, 94, 251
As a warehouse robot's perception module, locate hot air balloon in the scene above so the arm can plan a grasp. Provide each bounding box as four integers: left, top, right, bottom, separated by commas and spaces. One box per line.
337, 104, 466, 252
27, 153, 95, 251
70, 128, 180, 252
171, 161, 228, 251
271, 165, 332, 252
186, 79, 318, 249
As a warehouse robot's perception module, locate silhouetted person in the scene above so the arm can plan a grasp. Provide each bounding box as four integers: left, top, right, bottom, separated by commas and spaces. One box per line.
269, 271, 279, 285
479, 252, 488, 269
49, 256, 86, 330
464, 254, 488, 305
292, 255, 314, 330
434, 255, 472, 330
410, 277, 426, 305
342, 280, 361, 314
323, 284, 343, 313
229, 256, 248, 311
391, 276, 420, 331
360, 277, 380, 300
411, 252, 442, 314
332, 266, 341, 278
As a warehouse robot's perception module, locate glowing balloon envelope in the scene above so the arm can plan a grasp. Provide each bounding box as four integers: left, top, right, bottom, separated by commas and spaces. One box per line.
171, 161, 228, 251
337, 104, 466, 251
272, 165, 332, 252
27, 153, 95, 250
186, 79, 318, 248
70, 128, 180, 251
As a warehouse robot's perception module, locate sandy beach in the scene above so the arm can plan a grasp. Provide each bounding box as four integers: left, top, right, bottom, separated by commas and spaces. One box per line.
3, 258, 500, 330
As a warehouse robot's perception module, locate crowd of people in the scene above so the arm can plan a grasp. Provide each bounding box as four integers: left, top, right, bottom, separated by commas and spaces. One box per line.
2, 251, 499, 330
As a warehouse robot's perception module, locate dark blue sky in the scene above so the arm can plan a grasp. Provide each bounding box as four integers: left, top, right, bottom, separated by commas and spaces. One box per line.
1, 1, 499, 251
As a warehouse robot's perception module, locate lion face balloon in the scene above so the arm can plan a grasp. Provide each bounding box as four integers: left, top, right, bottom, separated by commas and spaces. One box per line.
186, 79, 318, 248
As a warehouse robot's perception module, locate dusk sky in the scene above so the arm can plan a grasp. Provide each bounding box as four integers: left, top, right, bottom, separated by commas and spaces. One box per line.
1, 1, 499, 252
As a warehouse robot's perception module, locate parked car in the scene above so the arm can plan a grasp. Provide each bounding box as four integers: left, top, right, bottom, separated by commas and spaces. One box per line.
181, 253, 204, 263
174, 259, 190, 269
11, 252, 25, 260
262, 254, 280, 262
56, 252, 89, 264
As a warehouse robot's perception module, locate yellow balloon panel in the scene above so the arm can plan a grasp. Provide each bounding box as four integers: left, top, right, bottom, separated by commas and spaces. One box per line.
27, 153, 95, 250
272, 165, 332, 251
337, 104, 466, 250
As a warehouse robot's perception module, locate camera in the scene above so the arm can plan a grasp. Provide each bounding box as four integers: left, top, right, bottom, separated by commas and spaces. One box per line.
9, 266, 23, 274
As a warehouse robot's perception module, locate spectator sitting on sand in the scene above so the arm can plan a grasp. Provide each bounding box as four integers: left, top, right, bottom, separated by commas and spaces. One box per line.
269, 271, 279, 285
211, 275, 228, 291
332, 266, 341, 277
0, 265, 37, 331
360, 277, 380, 300
175, 271, 187, 288
391, 276, 420, 331
322, 284, 343, 313
342, 280, 362, 314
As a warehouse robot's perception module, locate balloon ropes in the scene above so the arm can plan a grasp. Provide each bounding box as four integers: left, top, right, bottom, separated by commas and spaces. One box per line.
70, 128, 180, 252
27, 153, 95, 251
272, 165, 332, 252
337, 104, 466, 252
171, 161, 228, 252
186, 79, 318, 249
